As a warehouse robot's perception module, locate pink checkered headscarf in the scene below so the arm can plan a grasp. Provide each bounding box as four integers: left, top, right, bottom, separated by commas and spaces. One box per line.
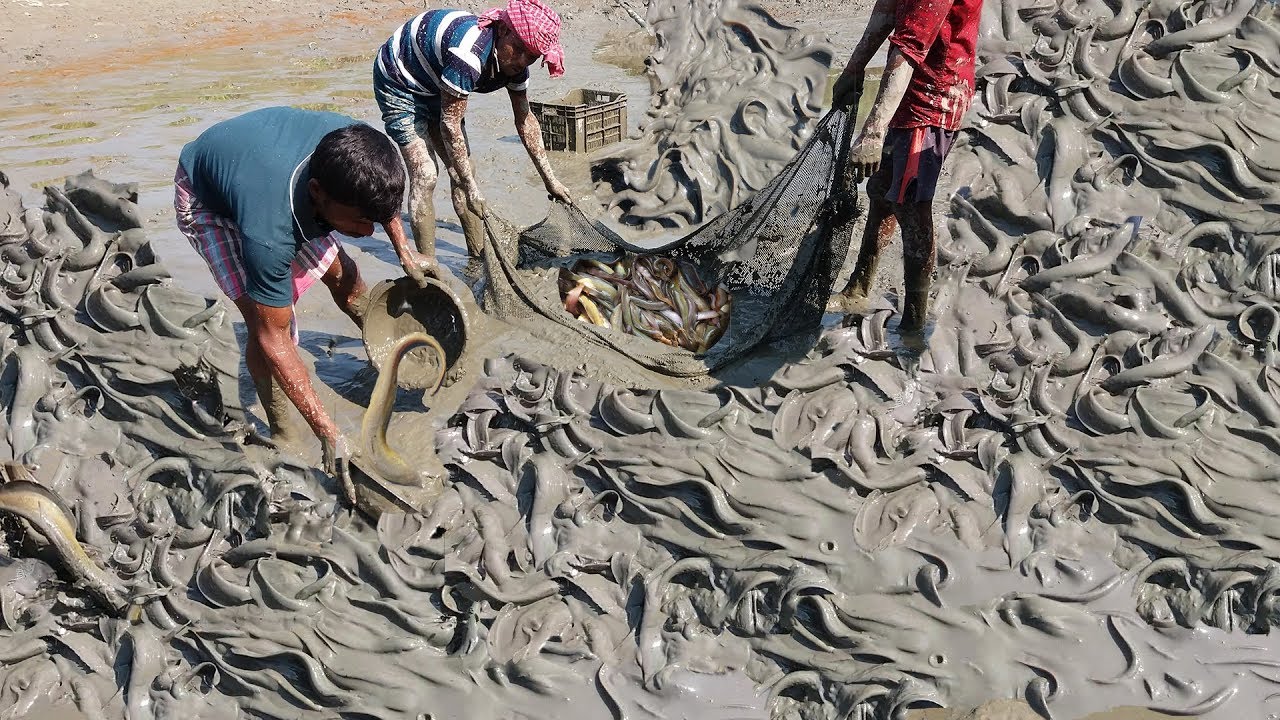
478, 0, 565, 78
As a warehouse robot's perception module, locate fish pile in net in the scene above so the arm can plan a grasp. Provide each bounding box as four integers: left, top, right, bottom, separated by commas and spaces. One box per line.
481, 107, 860, 378
559, 253, 732, 353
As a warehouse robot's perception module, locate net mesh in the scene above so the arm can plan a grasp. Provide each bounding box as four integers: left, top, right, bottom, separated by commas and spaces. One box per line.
479, 109, 861, 378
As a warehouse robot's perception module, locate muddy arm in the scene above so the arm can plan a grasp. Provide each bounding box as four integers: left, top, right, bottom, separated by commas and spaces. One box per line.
384, 213, 436, 283
844, 0, 898, 76
509, 88, 571, 203
831, 0, 897, 108
858, 0, 960, 133
438, 92, 486, 215
249, 303, 339, 444
856, 48, 914, 142
847, 0, 955, 177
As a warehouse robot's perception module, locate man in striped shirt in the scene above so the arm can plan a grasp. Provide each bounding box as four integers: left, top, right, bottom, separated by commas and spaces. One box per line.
373, 0, 572, 261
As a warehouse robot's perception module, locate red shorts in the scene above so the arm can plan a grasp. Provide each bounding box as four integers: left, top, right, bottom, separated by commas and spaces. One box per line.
867, 126, 958, 205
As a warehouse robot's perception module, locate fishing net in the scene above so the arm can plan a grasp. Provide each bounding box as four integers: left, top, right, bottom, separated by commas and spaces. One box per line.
479, 109, 862, 378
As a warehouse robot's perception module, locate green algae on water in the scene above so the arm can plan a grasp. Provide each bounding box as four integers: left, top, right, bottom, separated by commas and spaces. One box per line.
51, 121, 98, 130
198, 92, 249, 103
168, 116, 200, 127
293, 54, 369, 72
292, 102, 346, 113
39, 137, 97, 148
277, 77, 331, 94
30, 175, 70, 189
330, 89, 374, 100
123, 102, 177, 113
18, 157, 73, 167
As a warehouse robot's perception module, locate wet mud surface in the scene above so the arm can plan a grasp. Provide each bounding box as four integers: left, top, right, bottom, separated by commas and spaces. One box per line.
590, 0, 836, 229
0, 0, 1279, 719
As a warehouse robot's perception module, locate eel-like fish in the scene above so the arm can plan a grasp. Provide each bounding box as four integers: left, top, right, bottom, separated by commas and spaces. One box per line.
357, 332, 449, 493
0, 469, 128, 615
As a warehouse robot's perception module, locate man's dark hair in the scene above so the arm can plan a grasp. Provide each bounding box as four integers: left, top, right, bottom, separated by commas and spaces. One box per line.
310, 123, 405, 222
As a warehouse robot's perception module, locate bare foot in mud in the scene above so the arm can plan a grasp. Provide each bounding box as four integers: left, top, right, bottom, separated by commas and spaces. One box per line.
246, 421, 308, 453
897, 327, 928, 355
826, 291, 875, 316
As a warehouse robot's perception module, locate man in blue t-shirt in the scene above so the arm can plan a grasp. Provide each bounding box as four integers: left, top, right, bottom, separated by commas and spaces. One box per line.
373, 0, 572, 259
175, 107, 435, 499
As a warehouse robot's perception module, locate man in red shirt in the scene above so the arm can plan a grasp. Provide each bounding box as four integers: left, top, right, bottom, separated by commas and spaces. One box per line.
827, 0, 983, 331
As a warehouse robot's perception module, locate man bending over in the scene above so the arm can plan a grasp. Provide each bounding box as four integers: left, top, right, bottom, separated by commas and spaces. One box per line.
175, 107, 431, 498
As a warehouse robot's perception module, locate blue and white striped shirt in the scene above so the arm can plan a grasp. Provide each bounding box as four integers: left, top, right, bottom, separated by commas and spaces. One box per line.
376, 10, 530, 98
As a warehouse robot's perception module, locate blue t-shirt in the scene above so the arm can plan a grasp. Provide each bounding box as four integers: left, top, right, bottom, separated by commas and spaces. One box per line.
178, 107, 358, 307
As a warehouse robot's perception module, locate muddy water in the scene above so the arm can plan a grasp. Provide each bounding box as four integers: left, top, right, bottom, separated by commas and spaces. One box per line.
2, 1, 1280, 720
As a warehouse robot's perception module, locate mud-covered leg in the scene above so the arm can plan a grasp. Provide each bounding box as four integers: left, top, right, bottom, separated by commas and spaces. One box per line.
428, 126, 485, 258
235, 297, 304, 445
843, 194, 898, 300
252, 374, 303, 446
833, 164, 898, 313
894, 201, 936, 331
400, 138, 439, 258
